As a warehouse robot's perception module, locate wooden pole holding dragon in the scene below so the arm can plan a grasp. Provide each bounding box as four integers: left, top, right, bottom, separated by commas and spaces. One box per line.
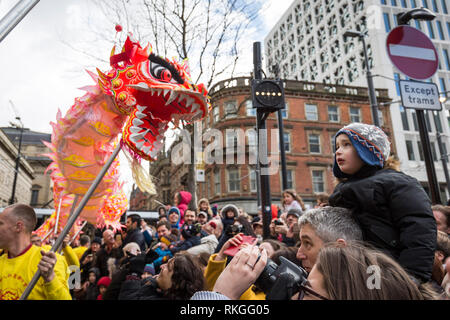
21, 30, 211, 299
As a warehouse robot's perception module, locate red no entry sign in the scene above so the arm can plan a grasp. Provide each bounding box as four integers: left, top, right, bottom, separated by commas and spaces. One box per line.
386, 25, 439, 80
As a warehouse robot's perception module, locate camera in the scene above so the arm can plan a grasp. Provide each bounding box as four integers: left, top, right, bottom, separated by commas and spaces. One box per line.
273, 219, 284, 226
225, 224, 244, 237
254, 256, 308, 300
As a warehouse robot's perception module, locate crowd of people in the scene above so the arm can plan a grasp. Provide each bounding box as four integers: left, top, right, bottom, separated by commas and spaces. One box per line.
0, 122, 449, 300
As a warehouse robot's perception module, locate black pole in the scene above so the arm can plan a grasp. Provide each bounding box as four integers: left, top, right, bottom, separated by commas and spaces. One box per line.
434, 110, 450, 195
254, 42, 272, 240
277, 109, 288, 190
361, 36, 380, 127
416, 109, 441, 204
9, 125, 24, 205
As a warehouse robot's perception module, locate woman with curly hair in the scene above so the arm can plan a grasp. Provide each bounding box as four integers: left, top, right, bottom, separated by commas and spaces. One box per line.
117, 252, 205, 300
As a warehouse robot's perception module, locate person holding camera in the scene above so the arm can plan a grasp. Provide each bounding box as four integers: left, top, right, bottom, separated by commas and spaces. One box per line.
272, 208, 301, 247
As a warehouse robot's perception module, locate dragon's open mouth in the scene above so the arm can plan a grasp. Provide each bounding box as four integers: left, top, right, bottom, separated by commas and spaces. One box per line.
123, 83, 208, 159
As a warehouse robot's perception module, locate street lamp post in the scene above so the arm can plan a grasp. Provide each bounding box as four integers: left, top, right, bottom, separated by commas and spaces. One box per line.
9, 118, 24, 205
344, 30, 380, 127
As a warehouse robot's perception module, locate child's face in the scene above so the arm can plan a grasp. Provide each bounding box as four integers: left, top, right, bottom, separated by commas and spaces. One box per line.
225, 210, 235, 219
89, 273, 96, 284
335, 134, 364, 175
283, 193, 294, 204
99, 286, 107, 295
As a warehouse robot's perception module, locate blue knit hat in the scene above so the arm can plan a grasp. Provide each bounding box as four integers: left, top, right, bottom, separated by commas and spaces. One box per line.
333, 123, 390, 178
144, 263, 155, 275
168, 207, 180, 216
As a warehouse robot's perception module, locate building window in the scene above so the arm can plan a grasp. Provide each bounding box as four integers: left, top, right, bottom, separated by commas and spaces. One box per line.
422, 0, 428, 8
406, 140, 416, 160
441, 0, 448, 14
417, 141, 425, 161
349, 107, 361, 122
214, 171, 221, 195
281, 169, 294, 190
224, 100, 237, 118
330, 132, 337, 154
436, 21, 445, 40
226, 130, 238, 149
380, 0, 387, 4
443, 49, 450, 70
281, 102, 289, 119
328, 105, 339, 122
411, 0, 417, 8
250, 168, 257, 192
245, 99, 256, 117
415, 19, 422, 31
401, 0, 408, 7
305, 103, 318, 121
383, 13, 391, 33
213, 106, 219, 123
227, 168, 240, 192
312, 170, 325, 193
431, 0, 438, 11
30, 189, 39, 206
247, 129, 257, 147
439, 78, 447, 100
426, 21, 435, 39
308, 133, 321, 153
411, 110, 419, 131
391, 0, 397, 5
431, 142, 438, 161
283, 132, 291, 153
400, 105, 410, 131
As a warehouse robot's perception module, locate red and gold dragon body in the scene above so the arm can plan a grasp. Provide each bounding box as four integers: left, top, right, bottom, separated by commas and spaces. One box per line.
36, 35, 210, 238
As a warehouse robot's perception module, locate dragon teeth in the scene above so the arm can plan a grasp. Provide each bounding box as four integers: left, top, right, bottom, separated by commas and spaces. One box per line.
132, 118, 144, 126
136, 140, 145, 149
185, 97, 195, 108
137, 105, 147, 113
130, 129, 149, 142
166, 91, 179, 106
163, 89, 170, 97
177, 94, 187, 104
130, 126, 143, 134
190, 103, 200, 112
142, 146, 151, 154
136, 111, 146, 119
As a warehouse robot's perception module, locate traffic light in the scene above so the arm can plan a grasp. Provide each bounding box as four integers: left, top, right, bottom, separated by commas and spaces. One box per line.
251, 79, 285, 112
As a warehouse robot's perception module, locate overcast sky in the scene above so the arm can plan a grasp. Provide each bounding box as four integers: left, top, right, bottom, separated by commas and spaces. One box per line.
0, 0, 293, 199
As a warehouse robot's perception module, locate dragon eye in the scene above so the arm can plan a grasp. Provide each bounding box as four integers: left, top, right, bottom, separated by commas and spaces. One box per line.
150, 62, 174, 83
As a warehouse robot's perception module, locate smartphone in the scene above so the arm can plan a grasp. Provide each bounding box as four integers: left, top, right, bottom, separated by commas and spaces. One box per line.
223, 235, 257, 257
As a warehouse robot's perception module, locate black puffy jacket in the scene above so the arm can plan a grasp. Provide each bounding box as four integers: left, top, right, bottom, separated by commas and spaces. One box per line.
329, 167, 437, 282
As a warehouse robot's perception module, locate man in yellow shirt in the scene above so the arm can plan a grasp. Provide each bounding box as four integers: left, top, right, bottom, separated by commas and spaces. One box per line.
0, 204, 71, 300
73, 235, 90, 261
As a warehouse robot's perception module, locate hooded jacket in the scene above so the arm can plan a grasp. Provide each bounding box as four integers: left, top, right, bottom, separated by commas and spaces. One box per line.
220, 204, 239, 234
329, 167, 437, 282
177, 191, 192, 225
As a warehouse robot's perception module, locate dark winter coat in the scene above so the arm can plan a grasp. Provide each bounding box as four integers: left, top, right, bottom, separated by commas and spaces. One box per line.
122, 228, 147, 252
328, 167, 437, 282
94, 245, 123, 278
119, 276, 164, 300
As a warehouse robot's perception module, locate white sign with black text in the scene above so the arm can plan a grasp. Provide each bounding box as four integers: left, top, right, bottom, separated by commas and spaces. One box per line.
399, 80, 442, 111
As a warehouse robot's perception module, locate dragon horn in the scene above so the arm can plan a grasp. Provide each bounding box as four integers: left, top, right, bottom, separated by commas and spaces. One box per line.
96, 68, 109, 81
110, 45, 116, 57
